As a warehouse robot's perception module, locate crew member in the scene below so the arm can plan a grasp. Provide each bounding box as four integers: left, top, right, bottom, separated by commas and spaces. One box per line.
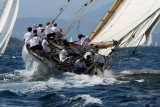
30, 29, 42, 51
74, 57, 87, 73
74, 34, 88, 45
37, 24, 43, 33
59, 46, 72, 63
52, 23, 58, 33
23, 27, 34, 46
93, 46, 105, 73
42, 36, 51, 53
45, 22, 53, 36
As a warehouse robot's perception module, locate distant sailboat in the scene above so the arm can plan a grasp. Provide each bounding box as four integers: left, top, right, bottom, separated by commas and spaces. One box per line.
22, 0, 160, 75
155, 42, 158, 47
0, 0, 19, 54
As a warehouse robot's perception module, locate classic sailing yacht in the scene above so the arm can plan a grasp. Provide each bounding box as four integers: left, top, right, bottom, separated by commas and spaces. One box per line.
22, 0, 160, 75
0, 0, 19, 54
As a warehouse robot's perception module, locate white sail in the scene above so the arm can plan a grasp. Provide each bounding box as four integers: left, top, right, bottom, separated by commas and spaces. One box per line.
0, 0, 19, 54
90, 0, 160, 56
146, 34, 153, 46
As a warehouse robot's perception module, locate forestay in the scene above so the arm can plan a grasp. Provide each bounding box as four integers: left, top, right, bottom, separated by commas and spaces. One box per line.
90, 0, 160, 56
0, 0, 19, 54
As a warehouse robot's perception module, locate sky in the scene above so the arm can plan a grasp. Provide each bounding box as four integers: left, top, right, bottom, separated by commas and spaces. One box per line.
0, 0, 115, 40
0, 0, 114, 19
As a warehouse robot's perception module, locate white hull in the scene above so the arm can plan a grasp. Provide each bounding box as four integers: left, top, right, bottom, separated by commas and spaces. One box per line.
22, 45, 62, 76
22, 45, 104, 76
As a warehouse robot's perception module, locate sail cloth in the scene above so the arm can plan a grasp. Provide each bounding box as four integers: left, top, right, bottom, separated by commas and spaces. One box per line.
0, 0, 19, 54
90, 0, 160, 56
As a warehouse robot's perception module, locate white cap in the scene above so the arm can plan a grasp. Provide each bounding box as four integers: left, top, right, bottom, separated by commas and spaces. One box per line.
33, 24, 38, 28
90, 49, 95, 53
43, 36, 47, 38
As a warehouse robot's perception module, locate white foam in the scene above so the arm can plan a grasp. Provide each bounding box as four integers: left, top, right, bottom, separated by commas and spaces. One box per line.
62, 94, 102, 106
121, 69, 160, 75
135, 79, 144, 82
0, 67, 123, 94
81, 95, 102, 105
12, 56, 16, 59
20, 72, 118, 94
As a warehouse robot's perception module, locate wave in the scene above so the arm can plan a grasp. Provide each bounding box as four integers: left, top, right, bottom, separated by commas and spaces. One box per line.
61, 94, 102, 106
20, 72, 118, 94
1, 66, 160, 95
115, 69, 160, 82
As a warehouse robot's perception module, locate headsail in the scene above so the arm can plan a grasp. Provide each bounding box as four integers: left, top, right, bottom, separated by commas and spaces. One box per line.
0, 0, 19, 54
89, 0, 160, 56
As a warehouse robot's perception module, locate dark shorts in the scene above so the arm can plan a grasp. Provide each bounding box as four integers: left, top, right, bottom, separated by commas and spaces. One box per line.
98, 63, 104, 68
30, 45, 42, 51
47, 33, 56, 40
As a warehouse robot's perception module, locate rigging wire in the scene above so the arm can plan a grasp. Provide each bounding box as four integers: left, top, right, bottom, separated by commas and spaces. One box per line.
107, 8, 160, 58
61, 0, 85, 29
106, 12, 158, 69
63, 6, 87, 35
48, 0, 71, 24
131, 15, 156, 53
93, 0, 160, 42
63, 0, 94, 36
68, 0, 98, 38
78, 0, 98, 21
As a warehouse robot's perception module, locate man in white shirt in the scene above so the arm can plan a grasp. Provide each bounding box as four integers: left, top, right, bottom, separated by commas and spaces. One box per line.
74, 57, 87, 73
59, 46, 71, 63
37, 24, 43, 33
93, 46, 105, 73
23, 27, 34, 46
45, 22, 53, 36
30, 29, 42, 51
74, 57, 87, 69
42, 36, 51, 53
71, 34, 88, 46
52, 23, 58, 33
38, 28, 45, 39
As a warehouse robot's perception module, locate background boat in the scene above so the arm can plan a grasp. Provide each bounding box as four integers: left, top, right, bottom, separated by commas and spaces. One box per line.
0, 0, 19, 54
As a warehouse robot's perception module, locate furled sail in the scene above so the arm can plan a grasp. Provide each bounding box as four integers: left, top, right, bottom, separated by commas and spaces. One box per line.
0, 0, 19, 54
89, 0, 160, 56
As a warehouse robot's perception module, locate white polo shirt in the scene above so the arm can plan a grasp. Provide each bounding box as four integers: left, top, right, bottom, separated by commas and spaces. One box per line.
80, 36, 88, 45
52, 26, 58, 33
37, 27, 42, 33
23, 32, 34, 45
94, 53, 105, 63
42, 39, 51, 53
38, 31, 45, 39
75, 36, 88, 45
74, 59, 87, 69
30, 36, 42, 47
59, 49, 68, 62
45, 25, 53, 36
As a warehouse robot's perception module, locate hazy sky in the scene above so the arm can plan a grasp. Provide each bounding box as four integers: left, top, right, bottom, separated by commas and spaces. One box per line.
0, 0, 114, 19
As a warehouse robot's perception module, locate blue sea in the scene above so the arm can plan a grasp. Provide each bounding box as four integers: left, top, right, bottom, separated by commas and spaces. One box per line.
0, 46, 160, 107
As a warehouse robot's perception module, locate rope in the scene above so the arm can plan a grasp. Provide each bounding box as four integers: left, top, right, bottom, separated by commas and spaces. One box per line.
94, 0, 159, 42
61, 0, 85, 29
48, 0, 71, 23
63, 0, 95, 35
63, 4, 88, 35
106, 11, 157, 69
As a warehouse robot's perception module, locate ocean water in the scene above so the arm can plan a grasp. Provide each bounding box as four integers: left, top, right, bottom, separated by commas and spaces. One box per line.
0, 46, 160, 107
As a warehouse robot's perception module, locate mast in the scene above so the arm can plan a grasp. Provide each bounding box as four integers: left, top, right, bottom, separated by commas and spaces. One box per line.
89, 0, 123, 41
